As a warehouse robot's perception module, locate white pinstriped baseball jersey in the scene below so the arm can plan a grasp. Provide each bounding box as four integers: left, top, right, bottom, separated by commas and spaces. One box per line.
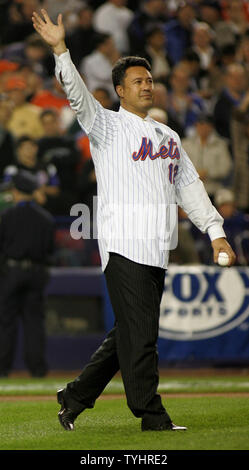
54, 51, 225, 272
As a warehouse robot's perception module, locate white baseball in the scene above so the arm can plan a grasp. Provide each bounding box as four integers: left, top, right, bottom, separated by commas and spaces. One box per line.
218, 252, 229, 267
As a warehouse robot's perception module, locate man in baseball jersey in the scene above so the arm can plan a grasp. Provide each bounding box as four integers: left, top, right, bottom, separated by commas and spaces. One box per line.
32, 10, 236, 432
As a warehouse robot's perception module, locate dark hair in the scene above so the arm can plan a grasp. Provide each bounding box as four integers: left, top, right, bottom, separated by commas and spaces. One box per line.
92, 87, 111, 97
112, 56, 151, 93
220, 43, 237, 56
26, 33, 49, 50
40, 108, 58, 120
16, 135, 36, 148
145, 24, 164, 39
94, 32, 112, 48
183, 49, 201, 64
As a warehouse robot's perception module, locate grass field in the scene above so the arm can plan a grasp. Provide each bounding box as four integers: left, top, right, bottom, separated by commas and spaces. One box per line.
1, 373, 249, 452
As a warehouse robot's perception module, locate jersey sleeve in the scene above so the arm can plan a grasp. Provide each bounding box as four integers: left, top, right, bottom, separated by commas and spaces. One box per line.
174, 139, 225, 241
54, 50, 114, 148
176, 177, 226, 240
174, 141, 199, 190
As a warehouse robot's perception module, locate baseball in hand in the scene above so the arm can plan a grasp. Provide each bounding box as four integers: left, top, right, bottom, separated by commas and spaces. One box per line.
217, 252, 229, 267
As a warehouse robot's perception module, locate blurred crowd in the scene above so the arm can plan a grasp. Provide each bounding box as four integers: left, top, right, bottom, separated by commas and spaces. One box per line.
0, 0, 249, 266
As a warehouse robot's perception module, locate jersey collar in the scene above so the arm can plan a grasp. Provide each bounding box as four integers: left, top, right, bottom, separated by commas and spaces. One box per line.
118, 106, 151, 122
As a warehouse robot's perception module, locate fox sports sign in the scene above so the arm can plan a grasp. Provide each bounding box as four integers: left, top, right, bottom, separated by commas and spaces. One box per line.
159, 266, 249, 340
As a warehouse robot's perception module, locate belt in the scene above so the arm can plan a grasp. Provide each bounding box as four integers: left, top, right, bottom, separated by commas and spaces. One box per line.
5, 258, 43, 268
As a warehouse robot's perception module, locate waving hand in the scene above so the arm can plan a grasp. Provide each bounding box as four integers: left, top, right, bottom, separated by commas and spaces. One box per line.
32, 9, 67, 55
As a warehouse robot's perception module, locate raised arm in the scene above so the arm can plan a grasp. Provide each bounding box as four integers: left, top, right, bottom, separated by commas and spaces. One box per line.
32, 9, 98, 134
32, 9, 66, 56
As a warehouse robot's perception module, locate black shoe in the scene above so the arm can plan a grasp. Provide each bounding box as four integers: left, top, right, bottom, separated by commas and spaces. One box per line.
142, 420, 187, 431
57, 388, 79, 431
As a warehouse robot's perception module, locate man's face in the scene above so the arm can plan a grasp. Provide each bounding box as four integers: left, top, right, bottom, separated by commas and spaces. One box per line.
196, 121, 213, 140
7, 89, 26, 107
148, 30, 165, 50
178, 5, 195, 28
200, 6, 220, 25
193, 27, 211, 49
17, 141, 38, 168
41, 113, 60, 136
171, 68, 190, 93
218, 202, 235, 219
227, 68, 247, 94
116, 66, 154, 116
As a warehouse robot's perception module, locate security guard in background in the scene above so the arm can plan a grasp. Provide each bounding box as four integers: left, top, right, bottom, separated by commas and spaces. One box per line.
0, 170, 55, 377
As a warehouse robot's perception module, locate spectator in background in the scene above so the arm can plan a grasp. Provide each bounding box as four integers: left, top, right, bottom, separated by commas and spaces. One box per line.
0, 98, 16, 179
65, 4, 98, 69
191, 22, 216, 75
0, 60, 19, 86
31, 75, 69, 112
152, 82, 184, 136
222, 0, 249, 39
182, 114, 233, 201
1, 33, 54, 80
0, 0, 44, 45
93, 0, 134, 54
213, 63, 248, 143
80, 33, 120, 103
37, 108, 80, 214
17, 64, 44, 102
187, 22, 222, 102
128, 0, 167, 55
236, 33, 249, 80
180, 48, 221, 102
215, 0, 249, 49
45, 0, 83, 32
198, 0, 222, 30
4, 75, 44, 139
148, 106, 168, 124
217, 43, 237, 69
164, 2, 196, 64
167, 62, 205, 135
169, 207, 201, 265
0, 0, 9, 40
231, 99, 249, 212
3, 135, 60, 211
92, 87, 114, 110
214, 188, 249, 266
198, 1, 240, 51
180, 49, 202, 91
0, 170, 55, 378
141, 25, 172, 84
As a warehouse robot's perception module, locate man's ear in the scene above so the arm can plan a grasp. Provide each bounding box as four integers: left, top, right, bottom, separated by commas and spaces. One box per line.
116, 85, 124, 99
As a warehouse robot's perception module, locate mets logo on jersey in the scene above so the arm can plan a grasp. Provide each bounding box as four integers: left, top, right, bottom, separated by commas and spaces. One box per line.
159, 266, 249, 340
132, 137, 180, 161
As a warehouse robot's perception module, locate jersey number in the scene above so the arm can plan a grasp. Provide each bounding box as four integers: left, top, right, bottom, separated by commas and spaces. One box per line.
168, 163, 179, 184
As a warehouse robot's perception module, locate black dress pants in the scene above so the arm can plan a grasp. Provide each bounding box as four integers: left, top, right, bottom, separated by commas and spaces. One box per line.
64, 253, 171, 425
0, 265, 48, 376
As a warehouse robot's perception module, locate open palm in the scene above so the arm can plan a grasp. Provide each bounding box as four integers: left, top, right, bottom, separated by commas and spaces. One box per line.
32, 9, 65, 48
